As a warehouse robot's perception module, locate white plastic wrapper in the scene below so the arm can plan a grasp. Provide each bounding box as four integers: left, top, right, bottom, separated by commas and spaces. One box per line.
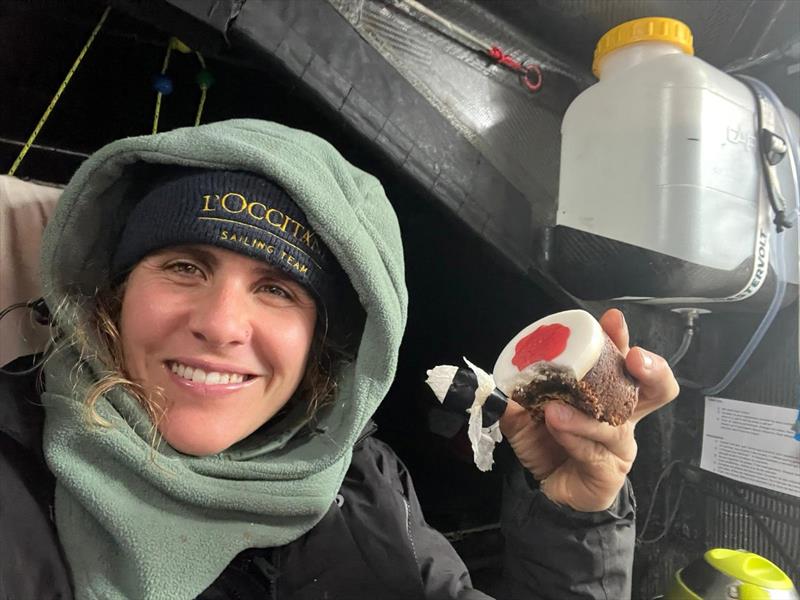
426, 358, 504, 472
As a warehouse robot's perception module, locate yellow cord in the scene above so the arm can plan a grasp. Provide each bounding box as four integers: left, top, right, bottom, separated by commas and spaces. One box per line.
8, 5, 111, 176
153, 45, 209, 131
195, 51, 207, 126
195, 89, 207, 127
151, 44, 173, 134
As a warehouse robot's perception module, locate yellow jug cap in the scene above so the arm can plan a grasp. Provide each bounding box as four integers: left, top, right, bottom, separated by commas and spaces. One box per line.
593, 17, 694, 77
705, 549, 794, 590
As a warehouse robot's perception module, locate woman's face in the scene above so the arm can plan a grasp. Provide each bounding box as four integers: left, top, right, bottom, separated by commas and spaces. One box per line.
119, 244, 317, 456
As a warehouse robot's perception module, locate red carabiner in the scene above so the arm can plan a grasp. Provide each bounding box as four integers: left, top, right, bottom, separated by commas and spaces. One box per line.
488, 46, 543, 93
521, 63, 542, 92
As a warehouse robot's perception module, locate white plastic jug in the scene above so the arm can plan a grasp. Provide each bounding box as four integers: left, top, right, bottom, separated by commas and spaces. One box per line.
553, 17, 794, 302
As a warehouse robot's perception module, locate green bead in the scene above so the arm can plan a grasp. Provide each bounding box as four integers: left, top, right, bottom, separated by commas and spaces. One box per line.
196, 69, 215, 89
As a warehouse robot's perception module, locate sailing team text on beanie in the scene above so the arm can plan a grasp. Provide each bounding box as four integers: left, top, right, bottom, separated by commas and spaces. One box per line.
112, 170, 341, 308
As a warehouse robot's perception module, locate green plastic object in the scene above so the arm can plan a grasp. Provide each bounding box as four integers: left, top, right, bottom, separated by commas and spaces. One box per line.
667, 574, 703, 600
666, 549, 798, 600
196, 69, 215, 90
706, 549, 794, 590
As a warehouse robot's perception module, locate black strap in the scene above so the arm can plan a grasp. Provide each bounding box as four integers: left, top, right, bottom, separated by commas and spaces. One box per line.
441, 366, 507, 427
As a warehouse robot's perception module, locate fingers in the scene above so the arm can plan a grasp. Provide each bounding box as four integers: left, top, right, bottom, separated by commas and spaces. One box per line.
499, 397, 531, 438
500, 400, 568, 479
538, 401, 636, 512
599, 309, 630, 355
627, 347, 680, 422
508, 421, 568, 479
543, 402, 638, 463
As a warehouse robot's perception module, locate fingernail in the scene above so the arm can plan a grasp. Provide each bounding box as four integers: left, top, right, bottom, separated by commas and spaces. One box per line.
554, 403, 573, 422
640, 349, 654, 370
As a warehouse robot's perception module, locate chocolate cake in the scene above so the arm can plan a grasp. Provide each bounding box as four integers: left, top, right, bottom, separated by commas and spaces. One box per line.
492, 310, 637, 426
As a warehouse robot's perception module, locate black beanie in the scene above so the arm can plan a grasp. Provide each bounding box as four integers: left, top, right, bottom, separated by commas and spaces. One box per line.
112, 170, 343, 311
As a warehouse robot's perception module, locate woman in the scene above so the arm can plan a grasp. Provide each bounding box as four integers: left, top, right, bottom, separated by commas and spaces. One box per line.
1, 119, 679, 599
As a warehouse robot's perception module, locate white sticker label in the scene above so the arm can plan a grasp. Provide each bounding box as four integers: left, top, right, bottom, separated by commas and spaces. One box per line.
700, 396, 800, 498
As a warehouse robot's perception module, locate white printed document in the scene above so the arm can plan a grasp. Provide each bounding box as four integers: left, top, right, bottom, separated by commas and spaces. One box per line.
700, 396, 800, 498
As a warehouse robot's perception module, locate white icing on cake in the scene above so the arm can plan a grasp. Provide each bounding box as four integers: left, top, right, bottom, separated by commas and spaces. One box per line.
497, 363, 576, 398
492, 309, 605, 397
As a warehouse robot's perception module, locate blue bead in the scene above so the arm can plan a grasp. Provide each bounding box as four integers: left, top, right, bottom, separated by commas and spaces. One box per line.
152, 74, 174, 95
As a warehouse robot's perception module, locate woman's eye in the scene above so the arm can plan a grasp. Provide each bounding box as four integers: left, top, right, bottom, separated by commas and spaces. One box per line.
258, 283, 292, 299
165, 261, 203, 277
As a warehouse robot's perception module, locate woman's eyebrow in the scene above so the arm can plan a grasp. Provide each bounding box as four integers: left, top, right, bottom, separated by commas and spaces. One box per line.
252, 264, 292, 281
154, 245, 218, 266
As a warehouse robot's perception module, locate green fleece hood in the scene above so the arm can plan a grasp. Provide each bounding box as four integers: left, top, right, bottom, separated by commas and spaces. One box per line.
40, 119, 407, 600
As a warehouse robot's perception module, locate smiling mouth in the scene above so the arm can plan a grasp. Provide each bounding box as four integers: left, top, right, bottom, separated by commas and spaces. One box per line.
167, 361, 256, 385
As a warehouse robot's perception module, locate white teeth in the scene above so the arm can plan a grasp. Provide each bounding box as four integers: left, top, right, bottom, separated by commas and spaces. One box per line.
169, 362, 249, 385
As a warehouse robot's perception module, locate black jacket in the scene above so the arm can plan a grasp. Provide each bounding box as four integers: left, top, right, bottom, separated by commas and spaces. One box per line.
1, 358, 636, 600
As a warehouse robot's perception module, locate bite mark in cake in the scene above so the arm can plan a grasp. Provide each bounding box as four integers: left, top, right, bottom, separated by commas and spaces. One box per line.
493, 310, 637, 425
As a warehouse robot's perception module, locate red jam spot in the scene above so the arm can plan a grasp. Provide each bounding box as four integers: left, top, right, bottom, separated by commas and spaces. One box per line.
512, 323, 570, 370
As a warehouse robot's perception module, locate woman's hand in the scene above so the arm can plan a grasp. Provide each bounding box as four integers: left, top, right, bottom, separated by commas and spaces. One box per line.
499, 309, 680, 512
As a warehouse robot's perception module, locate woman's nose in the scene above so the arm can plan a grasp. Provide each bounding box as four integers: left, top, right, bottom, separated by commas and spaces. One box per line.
188, 281, 252, 347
